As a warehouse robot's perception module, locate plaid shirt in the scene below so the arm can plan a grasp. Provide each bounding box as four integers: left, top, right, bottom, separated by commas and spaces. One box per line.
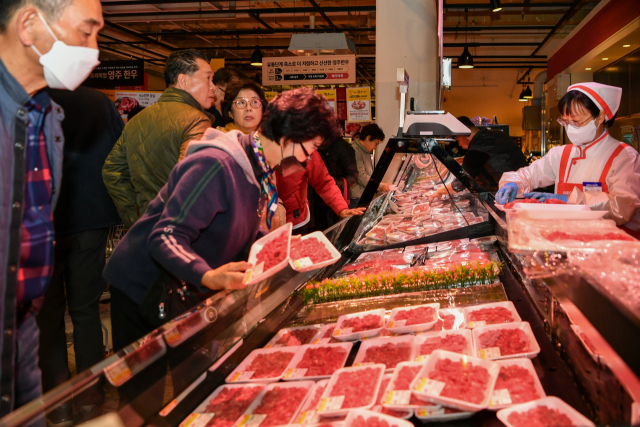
17, 92, 55, 304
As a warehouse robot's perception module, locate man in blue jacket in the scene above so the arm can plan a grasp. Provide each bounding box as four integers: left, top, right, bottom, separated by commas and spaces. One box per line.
0, 0, 103, 417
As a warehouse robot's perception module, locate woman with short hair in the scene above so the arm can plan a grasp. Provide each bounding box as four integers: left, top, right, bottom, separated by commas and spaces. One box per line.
218, 80, 267, 134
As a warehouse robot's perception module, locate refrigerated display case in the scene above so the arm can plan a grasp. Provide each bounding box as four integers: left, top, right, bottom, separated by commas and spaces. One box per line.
2, 135, 639, 427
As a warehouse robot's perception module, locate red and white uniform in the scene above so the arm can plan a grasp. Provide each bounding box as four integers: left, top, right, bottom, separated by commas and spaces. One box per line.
499, 130, 640, 234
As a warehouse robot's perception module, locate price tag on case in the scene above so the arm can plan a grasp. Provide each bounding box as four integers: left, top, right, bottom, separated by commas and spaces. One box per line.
478, 347, 501, 359
284, 368, 308, 379
467, 320, 486, 328
335, 328, 353, 336
384, 390, 411, 405
179, 413, 215, 427
318, 395, 345, 412
312, 338, 331, 345
164, 328, 182, 346
388, 320, 407, 328
490, 388, 512, 406
236, 414, 266, 427
416, 406, 445, 417
104, 359, 133, 387
415, 378, 446, 396
229, 371, 255, 382
293, 257, 314, 269
245, 262, 264, 283
296, 410, 320, 424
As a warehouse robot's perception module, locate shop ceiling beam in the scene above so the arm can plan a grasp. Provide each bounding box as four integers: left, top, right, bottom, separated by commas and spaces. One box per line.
443, 25, 555, 31
465, 65, 546, 68
443, 2, 574, 9
444, 42, 540, 46
182, 43, 375, 50
104, 5, 375, 18
99, 33, 168, 59
99, 45, 165, 64
530, 0, 582, 56
140, 27, 373, 36
248, 13, 274, 32
308, 0, 338, 32
103, 20, 176, 52
517, 67, 535, 83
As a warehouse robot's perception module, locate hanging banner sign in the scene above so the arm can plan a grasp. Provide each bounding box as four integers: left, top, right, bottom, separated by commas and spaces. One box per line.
262, 55, 356, 86
346, 87, 372, 123
316, 89, 336, 112
85, 60, 145, 89
114, 90, 162, 123
264, 91, 278, 102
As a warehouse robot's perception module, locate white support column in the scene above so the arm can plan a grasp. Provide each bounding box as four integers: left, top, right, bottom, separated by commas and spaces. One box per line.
375, 0, 438, 161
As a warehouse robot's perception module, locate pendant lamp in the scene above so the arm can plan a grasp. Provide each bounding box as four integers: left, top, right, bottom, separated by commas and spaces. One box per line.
523, 85, 533, 99
519, 87, 527, 102
458, 46, 474, 68
490, 0, 502, 12
251, 45, 263, 66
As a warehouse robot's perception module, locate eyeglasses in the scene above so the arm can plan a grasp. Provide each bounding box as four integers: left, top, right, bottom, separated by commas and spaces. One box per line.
232, 98, 262, 110
557, 116, 592, 129
216, 87, 225, 94
299, 142, 311, 161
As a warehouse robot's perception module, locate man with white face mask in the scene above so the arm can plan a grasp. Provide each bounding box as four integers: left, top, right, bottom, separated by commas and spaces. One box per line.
497, 82, 640, 237
0, 0, 103, 417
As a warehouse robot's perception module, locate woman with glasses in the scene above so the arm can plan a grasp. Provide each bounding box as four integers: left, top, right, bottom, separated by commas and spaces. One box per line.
219, 80, 267, 134
496, 82, 640, 236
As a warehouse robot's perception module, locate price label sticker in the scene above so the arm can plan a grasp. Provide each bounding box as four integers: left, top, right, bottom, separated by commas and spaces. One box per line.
312, 338, 331, 345
478, 347, 501, 359
318, 396, 345, 412
245, 262, 264, 283
468, 320, 486, 328
293, 257, 314, 269
164, 328, 182, 347
416, 378, 446, 396
415, 355, 430, 362
416, 406, 445, 417
264, 344, 282, 349
284, 368, 308, 379
296, 411, 320, 424
230, 371, 255, 382
355, 362, 375, 367
490, 388, 513, 406
104, 359, 133, 387
179, 413, 215, 427
335, 328, 353, 336
388, 320, 407, 328
236, 414, 266, 427
384, 390, 411, 406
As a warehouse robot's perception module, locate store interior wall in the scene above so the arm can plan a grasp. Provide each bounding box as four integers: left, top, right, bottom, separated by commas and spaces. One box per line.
147, 70, 167, 91
375, 0, 438, 163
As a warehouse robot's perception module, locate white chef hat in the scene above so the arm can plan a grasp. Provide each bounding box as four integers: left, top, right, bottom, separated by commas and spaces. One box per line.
567, 82, 622, 121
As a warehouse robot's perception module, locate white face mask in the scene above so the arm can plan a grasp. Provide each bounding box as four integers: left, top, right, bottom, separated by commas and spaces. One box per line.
565, 118, 598, 146
31, 12, 100, 90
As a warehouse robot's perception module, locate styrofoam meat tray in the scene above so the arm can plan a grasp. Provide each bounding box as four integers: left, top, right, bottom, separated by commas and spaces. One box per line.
434, 308, 466, 330
414, 405, 474, 423
343, 408, 413, 427
332, 309, 385, 341
384, 303, 440, 334
352, 335, 416, 372
225, 346, 300, 383
472, 321, 541, 360
496, 396, 595, 427
489, 358, 546, 410
463, 301, 522, 329
371, 405, 413, 420
381, 361, 426, 410
181, 383, 265, 426
312, 323, 336, 345
414, 329, 474, 360
294, 379, 330, 424
289, 231, 342, 272
317, 364, 386, 416
283, 342, 353, 381
240, 380, 315, 427
244, 222, 292, 286
514, 203, 607, 220
409, 349, 500, 412
264, 324, 324, 348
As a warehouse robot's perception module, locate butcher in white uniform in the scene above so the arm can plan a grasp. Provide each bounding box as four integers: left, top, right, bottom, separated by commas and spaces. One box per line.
495, 82, 640, 237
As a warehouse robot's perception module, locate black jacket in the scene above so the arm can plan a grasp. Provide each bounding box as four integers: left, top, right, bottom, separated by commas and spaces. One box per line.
207, 107, 226, 128
47, 87, 124, 235
316, 138, 359, 200
463, 129, 528, 191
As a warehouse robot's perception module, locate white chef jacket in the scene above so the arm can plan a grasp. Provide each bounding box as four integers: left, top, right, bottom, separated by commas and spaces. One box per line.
499, 130, 640, 233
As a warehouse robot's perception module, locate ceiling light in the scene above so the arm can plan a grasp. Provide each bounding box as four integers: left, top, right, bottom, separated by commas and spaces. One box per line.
623, 44, 631, 47
519, 88, 527, 102
524, 85, 533, 99
251, 46, 263, 66
602, 57, 609, 60
458, 46, 474, 68
490, 0, 502, 12
585, 67, 591, 70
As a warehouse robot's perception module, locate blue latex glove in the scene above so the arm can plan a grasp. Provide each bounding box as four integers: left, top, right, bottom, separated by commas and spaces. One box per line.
523, 192, 568, 203
495, 183, 518, 204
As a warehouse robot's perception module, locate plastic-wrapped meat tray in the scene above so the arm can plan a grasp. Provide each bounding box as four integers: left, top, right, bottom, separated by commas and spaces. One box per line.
240, 381, 314, 427
463, 302, 521, 328
283, 342, 352, 380
180, 384, 265, 427
294, 379, 329, 424
371, 375, 413, 419
245, 223, 292, 286
472, 322, 540, 360
333, 309, 385, 341
264, 325, 323, 348
226, 347, 299, 383
311, 323, 337, 345
386, 303, 440, 334
489, 358, 546, 410
317, 364, 386, 416
414, 329, 474, 360
343, 408, 413, 427
289, 232, 342, 272
353, 336, 415, 372
381, 362, 431, 410
410, 350, 500, 412
497, 396, 595, 427
433, 308, 466, 331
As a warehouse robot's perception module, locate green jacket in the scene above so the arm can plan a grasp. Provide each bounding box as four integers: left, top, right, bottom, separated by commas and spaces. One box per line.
102, 87, 213, 227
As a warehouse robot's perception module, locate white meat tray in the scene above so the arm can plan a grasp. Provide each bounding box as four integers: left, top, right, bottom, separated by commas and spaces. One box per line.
489, 358, 546, 411
343, 408, 413, 427
283, 342, 353, 381
413, 328, 474, 360
264, 324, 324, 348
294, 379, 330, 424
381, 361, 426, 410
463, 301, 522, 329
414, 405, 474, 423
332, 309, 385, 341
352, 335, 416, 372
181, 383, 265, 426
317, 364, 386, 416
496, 396, 595, 427
434, 308, 466, 331
240, 381, 315, 427
225, 346, 300, 383
311, 323, 336, 345
244, 222, 292, 286
384, 303, 440, 334
472, 321, 541, 360
514, 203, 606, 220
289, 231, 342, 272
